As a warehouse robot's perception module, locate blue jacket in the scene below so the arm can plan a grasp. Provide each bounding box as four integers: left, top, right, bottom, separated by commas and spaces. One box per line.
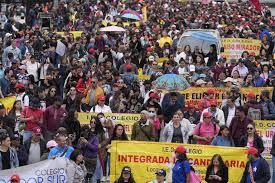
48, 145, 74, 159
0, 147, 19, 170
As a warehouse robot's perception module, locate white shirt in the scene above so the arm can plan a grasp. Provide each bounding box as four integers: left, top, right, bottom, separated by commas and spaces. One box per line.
26, 62, 40, 82
90, 104, 112, 113
28, 142, 41, 164
175, 52, 187, 64
200, 108, 225, 126
16, 92, 29, 107
226, 106, 236, 127
232, 65, 248, 78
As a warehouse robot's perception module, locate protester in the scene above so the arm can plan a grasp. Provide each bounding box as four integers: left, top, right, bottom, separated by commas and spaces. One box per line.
200, 99, 225, 125
148, 169, 167, 183
48, 134, 74, 159
240, 147, 271, 183
114, 166, 136, 183
0, 130, 19, 170
67, 149, 87, 183
193, 112, 219, 145
240, 123, 264, 154
172, 145, 190, 183
205, 154, 228, 183
211, 125, 234, 147
23, 126, 46, 165
10, 134, 28, 166
10, 175, 20, 183
229, 106, 254, 146
260, 90, 275, 120
271, 134, 275, 183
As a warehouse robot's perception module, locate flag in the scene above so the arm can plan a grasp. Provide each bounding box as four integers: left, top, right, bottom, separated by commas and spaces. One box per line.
142, 6, 147, 22
250, 0, 262, 12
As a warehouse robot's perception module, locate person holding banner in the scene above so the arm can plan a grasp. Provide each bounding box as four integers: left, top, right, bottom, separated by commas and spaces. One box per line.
172, 145, 190, 183
240, 147, 270, 183
114, 166, 136, 183
148, 169, 167, 183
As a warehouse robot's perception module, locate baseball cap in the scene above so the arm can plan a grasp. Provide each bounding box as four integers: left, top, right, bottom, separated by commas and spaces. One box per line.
155, 169, 166, 177
148, 56, 155, 61
98, 96, 106, 101
247, 92, 256, 99
122, 166, 131, 173
10, 175, 20, 181
15, 83, 25, 89
46, 140, 57, 148
126, 64, 133, 70
203, 112, 212, 118
196, 79, 207, 85
149, 92, 160, 100
223, 77, 234, 83
32, 126, 42, 135
246, 147, 258, 155
207, 88, 215, 94
175, 145, 186, 153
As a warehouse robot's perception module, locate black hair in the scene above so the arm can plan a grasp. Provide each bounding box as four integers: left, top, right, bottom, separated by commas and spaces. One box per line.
90, 116, 105, 135
236, 106, 246, 114
116, 167, 136, 183
218, 125, 229, 136
110, 124, 128, 141
54, 96, 63, 103
208, 154, 227, 171
28, 75, 35, 84
170, 92, 177, 97
70, 149, 81, 162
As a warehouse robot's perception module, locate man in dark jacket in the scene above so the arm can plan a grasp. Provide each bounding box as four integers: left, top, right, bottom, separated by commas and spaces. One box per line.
260, 90, 275, 120
240, 147, 270, 183
11, 134, 28, 166
229, 106, 253, 146
222, 96, 236, 127
23, 127, 46, 165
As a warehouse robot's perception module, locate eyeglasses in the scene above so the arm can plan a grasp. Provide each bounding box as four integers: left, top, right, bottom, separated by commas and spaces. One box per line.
91, 81, 96, 83
50, 90, 56, 92
247, 127, 254, 130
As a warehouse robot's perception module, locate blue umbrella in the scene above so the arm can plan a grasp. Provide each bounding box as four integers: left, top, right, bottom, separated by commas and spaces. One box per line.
121, 13, 141, 20
155, 74, 190, 91
189, 32, 219, 43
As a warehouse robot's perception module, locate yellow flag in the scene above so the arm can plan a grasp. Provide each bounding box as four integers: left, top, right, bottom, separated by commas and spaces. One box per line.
142, 6, 147, 22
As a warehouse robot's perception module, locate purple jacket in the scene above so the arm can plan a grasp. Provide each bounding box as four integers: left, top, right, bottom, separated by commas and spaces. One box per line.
80, 135, 99, 159
43, 105, 67, 132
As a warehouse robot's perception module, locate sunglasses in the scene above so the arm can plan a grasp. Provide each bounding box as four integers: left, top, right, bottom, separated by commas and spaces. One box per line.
91, 81, 96, 83
148, 111, 155, 113
247, 127, 254, 130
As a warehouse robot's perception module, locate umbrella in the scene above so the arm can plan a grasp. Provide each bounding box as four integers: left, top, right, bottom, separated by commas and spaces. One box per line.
100, 26, 126, 32
155, 74, 190, 91
121, 13, 141, 20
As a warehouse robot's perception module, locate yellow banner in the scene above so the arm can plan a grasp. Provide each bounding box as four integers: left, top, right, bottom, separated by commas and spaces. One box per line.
78, 112, 140, 136
180, 87, 273, 107
255, 120, 275, 160
142, 6, 147, 22
110, 141, 247, 183
56, 31, 83, 38
0, 96, 16, 113
221, 38, 261, 59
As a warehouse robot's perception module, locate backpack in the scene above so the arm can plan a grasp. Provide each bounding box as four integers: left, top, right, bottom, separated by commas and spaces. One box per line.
247, 107, 261, 120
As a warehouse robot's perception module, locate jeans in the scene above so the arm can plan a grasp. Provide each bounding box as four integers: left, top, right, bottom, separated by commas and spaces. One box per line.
23, 130, 32, 143
272, 155, 275, 183
92, 157, 102, 182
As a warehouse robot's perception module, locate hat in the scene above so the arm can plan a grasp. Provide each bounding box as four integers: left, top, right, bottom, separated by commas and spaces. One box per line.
88, 48, 95, 54
149, 92, 160, 99
247, 92, 256, 99
5, 33, 12, 37
46, 140, 57, 148
19, 65, 27, 70
189, 65, 195, 72
207, 88, 215, 94
203, 111, 212, 118
148, 56, 155, 61
246, 147, 258, 155
126, 64, 132, 70
30, 98, 41, 108
209, 99, 218, 106
223, 77, 234, 83
141, 110, 149, 115
146, 47, 154, 52
175, 145, 186, 153
155, 169, 166, 177
32, 126, 42, 135
98, 96, 106, 101
15, 83, 25, 89
10, 175, 20, 181
196, 79, 207, 85
122, 166, 131, 173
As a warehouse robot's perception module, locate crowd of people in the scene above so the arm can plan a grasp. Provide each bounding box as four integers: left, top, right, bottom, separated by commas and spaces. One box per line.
0, 0, 274, 182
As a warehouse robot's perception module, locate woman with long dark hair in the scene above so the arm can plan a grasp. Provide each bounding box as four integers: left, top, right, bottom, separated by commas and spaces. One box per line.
8, 100, 22, 133
114, 166, 136, 183
240, 123, 264, 154
172, 145, 190, 183
211, 125, 234, 147
205, 154, 228, 183
206, 44, 218, 67
45, 86, 58, 107
60, 108, 81, 147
